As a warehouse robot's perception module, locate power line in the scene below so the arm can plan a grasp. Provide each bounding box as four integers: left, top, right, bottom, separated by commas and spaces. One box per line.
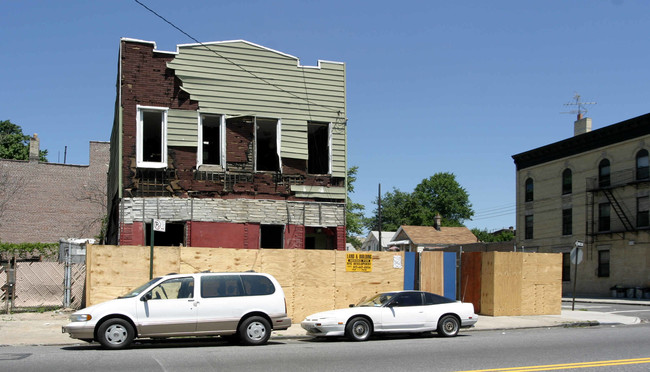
133, 0, 344, 115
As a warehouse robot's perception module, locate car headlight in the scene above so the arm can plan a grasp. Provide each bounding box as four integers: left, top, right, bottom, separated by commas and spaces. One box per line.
69, 314, 92, 322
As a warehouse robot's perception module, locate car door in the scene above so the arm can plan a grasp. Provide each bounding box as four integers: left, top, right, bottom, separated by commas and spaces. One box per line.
136, 276, 198, 336
195, 274, 246, 334
379, 292, 428, 331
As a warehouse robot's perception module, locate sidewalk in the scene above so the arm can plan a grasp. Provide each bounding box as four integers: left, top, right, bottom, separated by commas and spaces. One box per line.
0, 298, 644, 346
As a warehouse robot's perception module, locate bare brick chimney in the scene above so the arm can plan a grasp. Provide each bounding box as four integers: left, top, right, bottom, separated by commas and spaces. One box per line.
574, 115, 592, 136
29, 133, 40, 162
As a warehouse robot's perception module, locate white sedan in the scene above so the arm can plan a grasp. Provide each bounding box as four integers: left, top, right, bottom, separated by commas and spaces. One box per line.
301, 291, 478, 341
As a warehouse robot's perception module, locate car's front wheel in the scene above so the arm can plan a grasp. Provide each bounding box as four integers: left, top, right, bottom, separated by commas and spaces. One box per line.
437, 315, 460, 337
97, 318, 135, 349
238, 316, 271, 346
346, 317, 372, 341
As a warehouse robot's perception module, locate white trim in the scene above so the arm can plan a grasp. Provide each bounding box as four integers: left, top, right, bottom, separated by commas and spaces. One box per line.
277, 119, 283, 173
197, 112, 224, 167
327, 122, 333, 175
136, 105, 168, 169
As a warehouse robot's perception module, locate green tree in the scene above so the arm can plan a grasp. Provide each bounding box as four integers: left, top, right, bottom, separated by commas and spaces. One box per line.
346, 166, 365, 248
365, 172, 474, 231
0, 120, 48, 161
412, 172, 473, 226
471, 228, 515, 242
365, 188, 419, 232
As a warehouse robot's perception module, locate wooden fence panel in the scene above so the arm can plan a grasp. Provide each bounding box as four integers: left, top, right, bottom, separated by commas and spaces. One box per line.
419, 251, 444, 295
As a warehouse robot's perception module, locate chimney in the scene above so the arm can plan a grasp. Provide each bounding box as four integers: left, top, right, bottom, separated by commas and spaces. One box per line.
574, 115, 592, 136
434, 214, 442, 231
29, 133, 40, 162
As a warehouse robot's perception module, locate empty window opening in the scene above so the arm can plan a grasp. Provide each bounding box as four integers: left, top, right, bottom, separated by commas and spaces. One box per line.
308, 122, 330, 174
256, 118, 280, 172
305, 227, 335, 249
260, 225, 284, 248
137, 107, 167, 167
200, 114, 221, 165
145, 222, 185, 246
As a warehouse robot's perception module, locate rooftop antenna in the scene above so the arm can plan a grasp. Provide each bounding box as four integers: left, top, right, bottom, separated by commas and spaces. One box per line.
562, 93, 596, 120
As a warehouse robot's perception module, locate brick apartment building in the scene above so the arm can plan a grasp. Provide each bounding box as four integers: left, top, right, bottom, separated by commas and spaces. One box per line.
512, 113, 650, 296
106, 38, 348, 249
0, 136, 109, 244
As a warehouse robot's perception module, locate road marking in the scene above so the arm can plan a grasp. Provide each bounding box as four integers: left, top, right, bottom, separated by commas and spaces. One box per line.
456, 357, 650, 371
609, 309, 650, 313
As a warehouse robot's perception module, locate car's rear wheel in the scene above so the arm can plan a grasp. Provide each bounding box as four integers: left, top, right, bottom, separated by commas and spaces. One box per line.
97, 318, 135, 349
437, 315, 460, 337
346, 317, 372, 341
238, 316, 271, 346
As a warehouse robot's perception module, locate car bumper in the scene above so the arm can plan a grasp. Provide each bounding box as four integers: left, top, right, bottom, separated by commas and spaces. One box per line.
300, 320, 345, 337
271, 316, 292, 331
461, 314, 479, 328
62, 322, 95, 340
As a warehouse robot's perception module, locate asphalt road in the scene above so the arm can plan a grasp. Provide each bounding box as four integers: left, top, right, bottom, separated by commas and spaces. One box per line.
1, 324, 649, 371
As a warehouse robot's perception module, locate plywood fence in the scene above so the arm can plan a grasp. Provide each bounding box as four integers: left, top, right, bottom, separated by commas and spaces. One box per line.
480, 251, 561, 316
86, 245, 405, 322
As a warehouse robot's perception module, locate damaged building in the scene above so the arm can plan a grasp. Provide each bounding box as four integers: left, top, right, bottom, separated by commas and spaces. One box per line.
105, 38, 348, 249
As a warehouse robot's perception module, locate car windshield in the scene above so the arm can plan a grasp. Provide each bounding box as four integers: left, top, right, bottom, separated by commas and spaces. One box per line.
357, 293, 397, 307
118, 277, 161, 298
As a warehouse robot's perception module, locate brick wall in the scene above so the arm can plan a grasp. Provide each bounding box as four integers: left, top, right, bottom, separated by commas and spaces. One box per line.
0, 141, 110, 243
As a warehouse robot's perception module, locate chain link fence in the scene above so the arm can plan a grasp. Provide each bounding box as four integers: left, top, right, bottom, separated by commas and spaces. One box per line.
2, 261, 85, 313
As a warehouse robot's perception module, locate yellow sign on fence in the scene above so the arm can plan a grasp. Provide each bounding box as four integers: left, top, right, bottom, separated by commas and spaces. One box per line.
346, 253, 373, 272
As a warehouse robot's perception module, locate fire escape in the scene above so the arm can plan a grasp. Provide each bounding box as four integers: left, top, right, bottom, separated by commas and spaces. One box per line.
585, 167, 650, 244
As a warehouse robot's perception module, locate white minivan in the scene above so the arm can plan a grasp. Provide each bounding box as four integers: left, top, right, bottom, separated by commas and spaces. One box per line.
63, 272, 291, 349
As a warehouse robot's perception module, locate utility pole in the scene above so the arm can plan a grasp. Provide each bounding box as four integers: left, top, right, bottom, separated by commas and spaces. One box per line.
378, 183, 382, 251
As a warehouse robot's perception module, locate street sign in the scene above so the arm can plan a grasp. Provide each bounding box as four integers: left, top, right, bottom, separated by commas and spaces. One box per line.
570, 246, 583, 265
574, 240, 584, 247
153, 219, 166, 232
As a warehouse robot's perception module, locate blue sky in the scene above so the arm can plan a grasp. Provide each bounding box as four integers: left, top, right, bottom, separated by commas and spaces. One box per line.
2, 0, 650, 233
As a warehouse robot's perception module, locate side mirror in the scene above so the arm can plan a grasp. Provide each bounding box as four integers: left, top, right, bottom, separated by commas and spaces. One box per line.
141, 292, 152, 302
349, 304, 355, 308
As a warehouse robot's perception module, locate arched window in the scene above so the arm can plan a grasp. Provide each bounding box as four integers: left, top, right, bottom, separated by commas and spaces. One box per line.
598, 159, 610, 188
525, 178, 534, 202
636, 149, 649, 180
562, 169, 572, 195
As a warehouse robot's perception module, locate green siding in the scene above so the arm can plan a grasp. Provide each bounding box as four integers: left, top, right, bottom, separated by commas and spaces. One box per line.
167, 41, 346, 176
168, 109, 198, 147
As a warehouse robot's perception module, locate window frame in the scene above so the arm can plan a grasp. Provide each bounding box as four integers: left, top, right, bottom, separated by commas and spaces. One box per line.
598, 159, 610, 188
307, 121, 332, 175
136, 105, 168, 169
598, 203, 611, 232
525, 215, 533, 239
197, 113, 226, 167
254, 117, 282, 172
562, 208, 572, 236
562, 169, 572, 195
597, 250, 610, 277
637, 196, 649, 228
525, 178, 534, 202
636, 149, 649, 181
